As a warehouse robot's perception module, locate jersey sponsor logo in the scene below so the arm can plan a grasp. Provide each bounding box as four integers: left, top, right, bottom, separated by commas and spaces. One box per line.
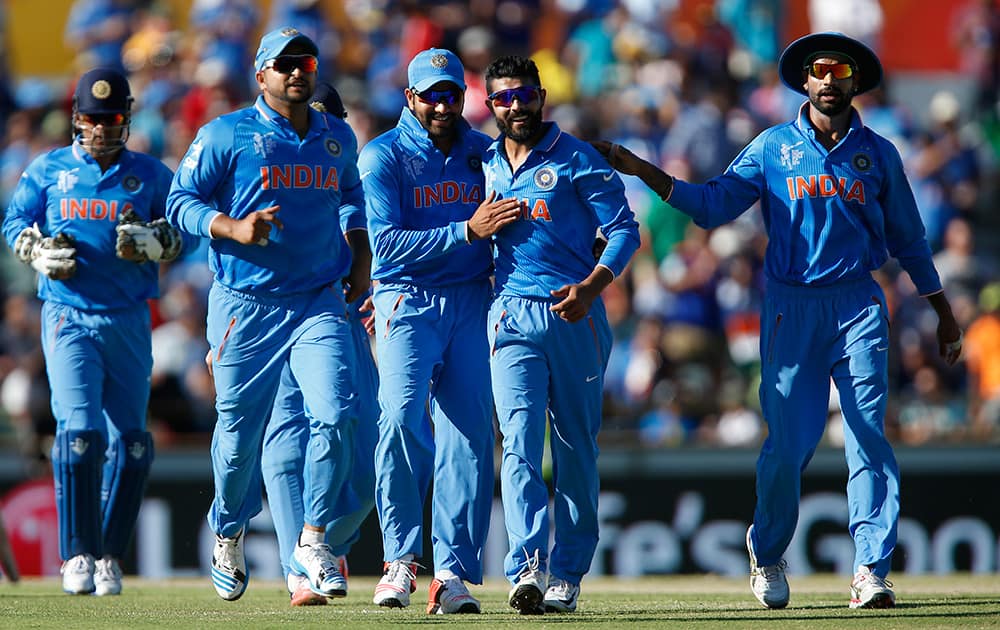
534, 166, 557, 190
785, 174, 866, 204
260, 165, 340, 190
57, 169, 79, 194
413, 181, 482, 207
517, 198, 551, 221
183, 140, 204, 170
60, 198, 133, 221
780, 141, 805, 169
467, 156, 481, 171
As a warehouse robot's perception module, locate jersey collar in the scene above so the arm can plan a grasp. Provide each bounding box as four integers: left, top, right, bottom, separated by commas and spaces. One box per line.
397, 107, 472, 150
253, 95, 327, 136
794, 102, 864, 139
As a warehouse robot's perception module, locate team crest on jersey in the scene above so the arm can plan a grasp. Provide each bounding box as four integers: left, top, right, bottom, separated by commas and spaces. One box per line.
57, 168, 79, 193
780, 141, 804, 170
122, 175, 141, 192
403, 154, 426, 180
325, 138, 342, 157
467, 156, 481, 171
852, 152, 873, 172
534, 167, 557, 190
253, 132, 277, 158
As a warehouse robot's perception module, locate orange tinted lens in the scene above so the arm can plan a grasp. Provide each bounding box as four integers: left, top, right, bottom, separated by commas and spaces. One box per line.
271, 55, 318, 74
809, 62, 853, 79
80, 113, 125, 126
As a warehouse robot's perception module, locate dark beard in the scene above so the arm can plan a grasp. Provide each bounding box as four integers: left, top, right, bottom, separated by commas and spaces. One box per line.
809, 90, 851, 117
496, 109, 542, 142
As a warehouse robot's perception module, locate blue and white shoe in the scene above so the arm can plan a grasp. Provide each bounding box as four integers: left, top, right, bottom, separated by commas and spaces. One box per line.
290, 541, 347, 598
211, 529, 248, 601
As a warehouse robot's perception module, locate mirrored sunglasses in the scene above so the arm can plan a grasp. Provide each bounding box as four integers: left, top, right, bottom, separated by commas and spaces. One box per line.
413, 87, 461, 106
77, 113, 126, 127
488, 86, 541, 108
805, 62, 854, 80
265, 54, 319, 74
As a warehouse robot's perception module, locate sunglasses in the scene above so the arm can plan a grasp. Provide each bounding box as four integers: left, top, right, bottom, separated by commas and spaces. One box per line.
77, 113, 126, 127
412, 87, 462, 106
488, 86, 541, 107
265, 54, 319, 74
805, 62, 854, 80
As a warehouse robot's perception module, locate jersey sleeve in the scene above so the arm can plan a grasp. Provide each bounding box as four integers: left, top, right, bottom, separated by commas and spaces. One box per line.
150, 158, 200, 257
360, 140, 467, 266
166, 121, 230, 238
337, 126, 366, 234
878, 138, 942, 296
668, 134, 766, 229
573, 145, 639, 277
3, 155, 47, 248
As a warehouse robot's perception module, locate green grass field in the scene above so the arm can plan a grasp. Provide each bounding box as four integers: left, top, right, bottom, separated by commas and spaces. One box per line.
1, 575, 998, 629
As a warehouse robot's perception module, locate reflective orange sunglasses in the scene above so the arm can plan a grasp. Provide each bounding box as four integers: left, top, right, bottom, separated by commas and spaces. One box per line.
77, 113, 126, 127
265, 54, 319, 74
805, 62, 854, 80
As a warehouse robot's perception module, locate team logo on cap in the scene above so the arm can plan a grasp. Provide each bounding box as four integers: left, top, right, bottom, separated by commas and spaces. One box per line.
281, 27, 300, 37
123, 175, 141, 192
91, 80, 112, 100
852, 152, 872, 172
431, 54, 448, 68
325, 138, 342, 157
534, 167, 557, 190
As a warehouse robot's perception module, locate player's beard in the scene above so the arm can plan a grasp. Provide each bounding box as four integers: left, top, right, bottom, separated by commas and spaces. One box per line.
809, 88, 852, 117
415, 109, 457, 140
496, 108, 543, 142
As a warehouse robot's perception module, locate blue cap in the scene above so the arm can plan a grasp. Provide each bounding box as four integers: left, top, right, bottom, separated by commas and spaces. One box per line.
407, 48, 466, 93
74, 68, 132, 114
254, 27, 319, 72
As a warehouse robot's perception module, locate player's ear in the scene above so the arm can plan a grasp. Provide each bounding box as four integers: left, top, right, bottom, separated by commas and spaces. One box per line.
538, 87, 547, 108
255, 70, 266, 91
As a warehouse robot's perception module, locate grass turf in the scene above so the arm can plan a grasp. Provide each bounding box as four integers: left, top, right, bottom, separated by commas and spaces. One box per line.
0, 574, 998, 629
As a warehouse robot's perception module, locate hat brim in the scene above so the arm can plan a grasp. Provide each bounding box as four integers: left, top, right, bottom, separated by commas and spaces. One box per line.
778, 32, 882, 96
255, 35, 319, 71
412, 77, 466, 93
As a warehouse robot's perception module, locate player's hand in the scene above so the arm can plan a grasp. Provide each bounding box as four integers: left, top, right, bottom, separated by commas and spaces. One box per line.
589, 140, 643, 177
550, 282, 600, 323
18, 226, 77, 280
359, 295, 376, 336
466, 191, 521, 241
230, 205, 283, 246
937, 323, 963, 366
116, 219, 182, 263
204, 349, 213, 377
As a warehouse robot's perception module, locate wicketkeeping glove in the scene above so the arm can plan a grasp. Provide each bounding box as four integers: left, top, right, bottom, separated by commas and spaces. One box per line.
115, 209, 182, 263
14, 224, 77, 280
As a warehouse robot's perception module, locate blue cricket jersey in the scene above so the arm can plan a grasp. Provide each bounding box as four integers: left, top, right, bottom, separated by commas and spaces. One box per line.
483, 122, 640, 299
167, 95, 365, 296
3, 142, 183, 310
669, 104, 942, 296
360, 108, 492, 286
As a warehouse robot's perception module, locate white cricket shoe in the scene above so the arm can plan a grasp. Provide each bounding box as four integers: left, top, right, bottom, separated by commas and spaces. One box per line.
508, 550, 546, 615
94, 556, 122, 596
373, 559, 417, 608
850, 565, 895, 609
61, 553, 96, 595
290, 541, 347, 598
426, 576, 481, 614
746, 525, 789, 609
211, 529, 248, 601
543, 576, 580, 613
287, 572, 328, 606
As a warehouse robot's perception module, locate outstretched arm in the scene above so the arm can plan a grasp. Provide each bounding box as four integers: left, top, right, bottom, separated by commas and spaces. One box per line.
590, 140, 674, 201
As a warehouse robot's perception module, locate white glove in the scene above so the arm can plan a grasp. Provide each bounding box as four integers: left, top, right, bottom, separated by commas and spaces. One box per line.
15, 225, 76, 279
115, 218, 181, 263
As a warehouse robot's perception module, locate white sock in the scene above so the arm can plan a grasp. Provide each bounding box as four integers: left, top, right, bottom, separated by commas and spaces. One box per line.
299, 528, 324, 547
435, 568, 459, 581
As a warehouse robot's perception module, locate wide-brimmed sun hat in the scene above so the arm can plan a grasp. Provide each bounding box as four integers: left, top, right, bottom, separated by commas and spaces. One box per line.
778, 31, 882, 96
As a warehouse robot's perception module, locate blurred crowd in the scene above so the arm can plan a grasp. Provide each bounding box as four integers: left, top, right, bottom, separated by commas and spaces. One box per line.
0, 0, 999, 471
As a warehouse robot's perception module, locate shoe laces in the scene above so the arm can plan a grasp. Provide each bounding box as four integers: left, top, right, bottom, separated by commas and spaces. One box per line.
855, 567, 892, 589
64, 554, 94, 574
299, 542, 340, 575
384, 559, 418, 585
753, 559, 787, 583
547, 577, 576, 599
96, 557, 121, 580
517, 548, 545, 582
214, 532, 243, 570
440, 575, 471, 598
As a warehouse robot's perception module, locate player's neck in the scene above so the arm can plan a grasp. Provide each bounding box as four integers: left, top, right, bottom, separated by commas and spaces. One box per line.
807, 106, 852, 150
265, 95, 311, 138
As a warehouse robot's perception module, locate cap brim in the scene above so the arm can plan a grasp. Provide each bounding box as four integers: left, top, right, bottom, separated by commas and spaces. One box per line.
778, 32, 882, 95
412, 77, 465, 93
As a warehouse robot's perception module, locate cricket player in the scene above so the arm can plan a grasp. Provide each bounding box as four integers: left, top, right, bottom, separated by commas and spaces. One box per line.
167, 27, 368, 602
360, 48, 520, 614
259, 82, 379, 606
482, 55, 640, 615
2, 67, 193, 595
594, 32, 963, 610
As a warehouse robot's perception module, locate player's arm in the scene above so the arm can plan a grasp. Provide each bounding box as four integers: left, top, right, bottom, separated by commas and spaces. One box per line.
3, 158, 77, 280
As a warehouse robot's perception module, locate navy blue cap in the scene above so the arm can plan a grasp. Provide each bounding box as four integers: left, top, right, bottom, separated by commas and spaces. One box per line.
255, 27, 319, 72
407, 48, 466, 93
311, 82, 347, 118
74, 68, 132, 114
778, 32, 883, 96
